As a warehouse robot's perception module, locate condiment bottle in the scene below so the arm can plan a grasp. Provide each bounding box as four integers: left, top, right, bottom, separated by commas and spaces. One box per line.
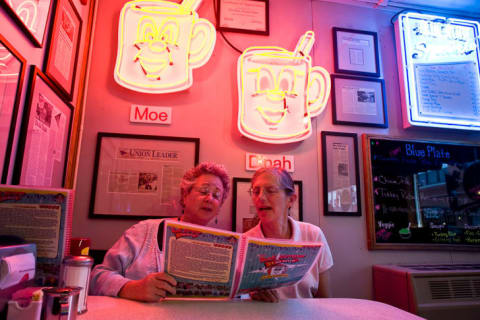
60, 256, 93, 314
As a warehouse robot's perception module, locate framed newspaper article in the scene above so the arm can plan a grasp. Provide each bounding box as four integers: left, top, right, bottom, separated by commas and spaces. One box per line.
232, 177, 303, 232
89, 133, 200, 219
332, 27, 380, 77
12, 66, 73, 187
44, 0, 82, 100
321, 131, 361, 216
0, 34, 27, 183
331, 75, 387, 128
0, 0, 54, 47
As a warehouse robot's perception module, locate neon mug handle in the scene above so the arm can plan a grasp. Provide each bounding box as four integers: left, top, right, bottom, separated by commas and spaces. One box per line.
188, 18, 216, 68
307, 66, 331, 117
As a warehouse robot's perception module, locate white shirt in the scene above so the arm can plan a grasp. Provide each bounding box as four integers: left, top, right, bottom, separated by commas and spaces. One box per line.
244, 217, 333, 298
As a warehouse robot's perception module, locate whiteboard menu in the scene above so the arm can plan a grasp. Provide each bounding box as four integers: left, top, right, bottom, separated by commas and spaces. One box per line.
394, 12, 480, 130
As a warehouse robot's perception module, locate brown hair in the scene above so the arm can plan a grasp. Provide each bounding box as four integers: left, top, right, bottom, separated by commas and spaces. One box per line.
180, 162, 230, 207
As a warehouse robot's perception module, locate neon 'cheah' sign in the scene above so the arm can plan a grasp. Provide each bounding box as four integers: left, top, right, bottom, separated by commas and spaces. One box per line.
114, 0, 216, 93
238, 31, 330, 144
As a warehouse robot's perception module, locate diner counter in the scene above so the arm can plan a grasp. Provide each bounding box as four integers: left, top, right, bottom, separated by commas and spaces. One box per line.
79, 296, 424, 320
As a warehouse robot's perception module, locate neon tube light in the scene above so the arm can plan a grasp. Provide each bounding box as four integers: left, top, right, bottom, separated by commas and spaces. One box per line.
237, 31, 330, 144
114, 0, 216, 93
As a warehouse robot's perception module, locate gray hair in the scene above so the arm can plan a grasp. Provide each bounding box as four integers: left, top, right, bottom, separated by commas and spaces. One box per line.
180, 162, 230, 207
251, 167, 295, 196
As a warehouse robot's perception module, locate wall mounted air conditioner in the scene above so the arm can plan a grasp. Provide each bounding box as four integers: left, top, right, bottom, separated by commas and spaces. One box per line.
373, 264, 480, 320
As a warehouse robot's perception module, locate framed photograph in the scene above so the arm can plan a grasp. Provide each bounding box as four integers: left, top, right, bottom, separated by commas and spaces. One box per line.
333, 27, 380, 77
232, 177, 303, 233
89, 133, 200, 219
216, 0, 269, 35
321, 131, 361, 216
0, 34, 27, 183
12, 66, 73, 187
0, 0, 54, 47
331, 74, 387, 128
44, 0, 82, 100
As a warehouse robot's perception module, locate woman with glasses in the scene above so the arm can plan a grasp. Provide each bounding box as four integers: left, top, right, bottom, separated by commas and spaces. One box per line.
245, 167, 333, 302
89, 162, 230, 302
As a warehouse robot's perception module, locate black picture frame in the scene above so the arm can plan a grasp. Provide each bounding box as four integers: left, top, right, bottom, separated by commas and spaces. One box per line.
232, 177, 303, 232
44, 0, 82, 101
333, 27, 380, 77
12, 66, 73, 187
0, 34, 27, 183
331, 74, 388, 128
0, 0, 54, 47
216, 0, 269, 36
89, 132, 200, 219
321, 131, 361, 216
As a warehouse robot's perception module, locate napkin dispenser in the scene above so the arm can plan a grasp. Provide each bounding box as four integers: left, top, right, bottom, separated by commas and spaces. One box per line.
0, 244, 36, 317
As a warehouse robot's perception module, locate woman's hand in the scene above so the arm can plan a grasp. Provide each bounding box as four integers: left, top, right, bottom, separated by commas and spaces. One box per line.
249, 289, 279, 303
118, 272, 177, 302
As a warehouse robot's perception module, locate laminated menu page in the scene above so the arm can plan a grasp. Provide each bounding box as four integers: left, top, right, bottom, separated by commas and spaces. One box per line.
163, 220, 322, 300
0, 185, 74, 285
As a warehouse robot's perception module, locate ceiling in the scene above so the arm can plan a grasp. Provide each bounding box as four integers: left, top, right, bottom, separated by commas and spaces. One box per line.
321, 0, 480, 18
389, 0, 480, 16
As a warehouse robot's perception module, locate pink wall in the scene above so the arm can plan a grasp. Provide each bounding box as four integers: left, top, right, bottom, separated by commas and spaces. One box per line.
73, 0, 480, 299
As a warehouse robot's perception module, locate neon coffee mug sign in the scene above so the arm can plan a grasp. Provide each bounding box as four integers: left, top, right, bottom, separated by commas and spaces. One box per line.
114, 0, 216, 93
238, 31, 331, 144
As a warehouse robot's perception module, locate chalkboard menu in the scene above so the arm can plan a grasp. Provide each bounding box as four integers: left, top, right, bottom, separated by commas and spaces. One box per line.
363, 135, 480, 250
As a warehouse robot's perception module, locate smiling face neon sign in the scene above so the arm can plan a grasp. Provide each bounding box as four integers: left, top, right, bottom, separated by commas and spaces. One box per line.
114, 0, 216, 93
237, 31, 331, 144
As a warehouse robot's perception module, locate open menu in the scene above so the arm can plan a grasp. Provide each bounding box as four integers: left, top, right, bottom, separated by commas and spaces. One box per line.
0, 185, 74, 285
163, 220, 322, 300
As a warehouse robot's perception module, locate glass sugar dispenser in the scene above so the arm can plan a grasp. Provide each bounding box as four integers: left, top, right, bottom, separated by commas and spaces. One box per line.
60, 256, 93, 314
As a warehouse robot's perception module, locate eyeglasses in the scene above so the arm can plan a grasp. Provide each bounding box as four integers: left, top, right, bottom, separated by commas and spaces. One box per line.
193, 186, 222, 201
248, 186, 281, 198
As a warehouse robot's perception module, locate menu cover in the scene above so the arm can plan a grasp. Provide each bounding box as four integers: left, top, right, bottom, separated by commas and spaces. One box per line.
0, 185, 74, 284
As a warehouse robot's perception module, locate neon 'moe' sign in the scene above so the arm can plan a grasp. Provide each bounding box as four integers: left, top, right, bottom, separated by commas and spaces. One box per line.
114, 0, 216, 94
238, 31, 331, 144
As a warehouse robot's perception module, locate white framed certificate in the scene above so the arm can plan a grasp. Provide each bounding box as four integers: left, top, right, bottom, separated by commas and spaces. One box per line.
216, 0, 269, 35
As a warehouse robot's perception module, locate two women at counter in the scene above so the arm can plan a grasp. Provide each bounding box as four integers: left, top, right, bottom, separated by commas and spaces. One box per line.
90, 163, 333, 302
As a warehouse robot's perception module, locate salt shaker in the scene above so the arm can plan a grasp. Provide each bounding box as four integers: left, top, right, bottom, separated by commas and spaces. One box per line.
60, 256, 93, 314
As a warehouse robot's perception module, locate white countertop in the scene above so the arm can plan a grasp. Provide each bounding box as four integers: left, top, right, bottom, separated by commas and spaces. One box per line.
79, 296, 425, 320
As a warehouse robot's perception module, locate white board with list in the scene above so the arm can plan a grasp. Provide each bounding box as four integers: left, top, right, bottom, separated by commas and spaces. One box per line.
394, 12, 480, 131
414, 61, 480, 120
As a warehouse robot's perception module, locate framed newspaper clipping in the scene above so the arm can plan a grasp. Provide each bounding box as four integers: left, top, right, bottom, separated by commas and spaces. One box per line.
232, 177, 303, 232
44, 0, 82, 100
331, 75, 388, 128
321, 131, 361, 216
0, 34, 27, 183
332, 27, 380, 77
89, 133, 200, 219
12, 66, 73, 187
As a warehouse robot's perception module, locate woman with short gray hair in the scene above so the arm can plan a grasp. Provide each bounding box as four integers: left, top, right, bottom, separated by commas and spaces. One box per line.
90, 162, 230, 302
245, 167, 333, 302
